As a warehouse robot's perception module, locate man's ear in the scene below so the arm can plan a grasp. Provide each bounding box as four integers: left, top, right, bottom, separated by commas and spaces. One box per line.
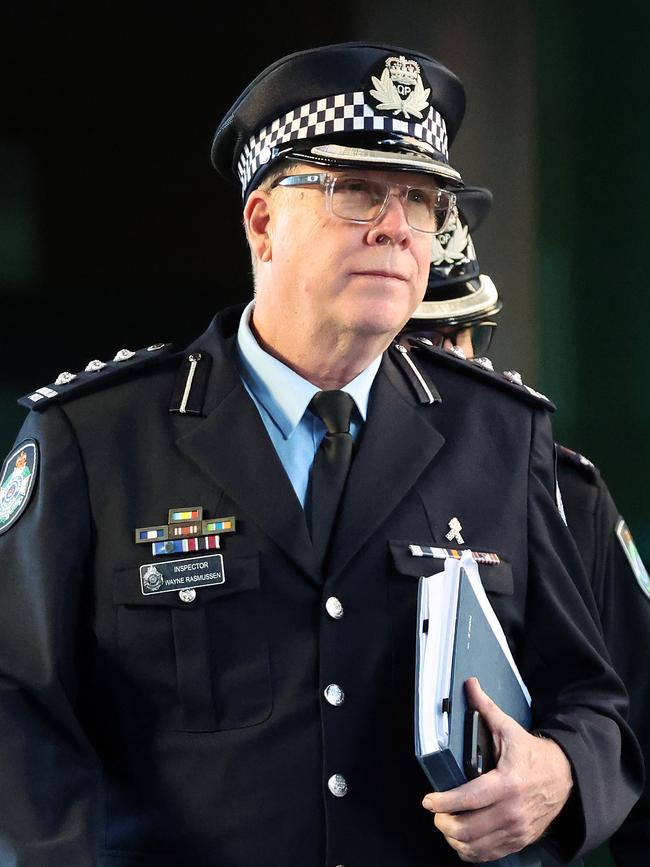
244, 190, 273, 263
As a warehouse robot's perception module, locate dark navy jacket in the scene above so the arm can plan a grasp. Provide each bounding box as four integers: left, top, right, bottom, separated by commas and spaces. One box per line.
0, 306, 642, 866
556, 446, 650, 867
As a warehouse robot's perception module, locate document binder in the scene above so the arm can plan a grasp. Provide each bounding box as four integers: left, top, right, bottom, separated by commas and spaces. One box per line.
414, 550, 535, 867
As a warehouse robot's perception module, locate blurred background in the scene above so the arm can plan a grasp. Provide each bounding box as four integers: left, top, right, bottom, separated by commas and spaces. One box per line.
1, 5, 648, 863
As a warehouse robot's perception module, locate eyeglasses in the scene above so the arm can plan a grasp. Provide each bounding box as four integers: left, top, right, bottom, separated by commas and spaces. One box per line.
405, 321, 498, 357
271, 172, 457, 234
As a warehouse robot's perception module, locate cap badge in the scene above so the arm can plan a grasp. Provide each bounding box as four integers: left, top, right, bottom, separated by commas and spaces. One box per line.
370, 55, 430, 120
431, 215, 472, 266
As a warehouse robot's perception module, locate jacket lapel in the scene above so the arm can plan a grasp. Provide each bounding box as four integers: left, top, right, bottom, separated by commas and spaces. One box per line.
327, 352, 446, 579
174, 314, 318, 581
172, 309, 445, 583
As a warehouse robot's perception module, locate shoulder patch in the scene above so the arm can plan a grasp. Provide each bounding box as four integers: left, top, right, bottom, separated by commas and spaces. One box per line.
406, 338, 556, 411
555, 443, 598, 478
616, 518, 650, 600
18, 342, 175, 412
0, 439, 39, 535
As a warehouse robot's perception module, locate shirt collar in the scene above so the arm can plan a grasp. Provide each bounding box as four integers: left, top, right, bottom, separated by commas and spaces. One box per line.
236, 300, 381, 439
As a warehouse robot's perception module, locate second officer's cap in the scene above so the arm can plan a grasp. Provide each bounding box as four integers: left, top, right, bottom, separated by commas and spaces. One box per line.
210, 42, 467, 199
410, 186, 502, 327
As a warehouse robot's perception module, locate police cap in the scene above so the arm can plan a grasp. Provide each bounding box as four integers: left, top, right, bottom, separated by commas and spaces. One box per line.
210, 42, 467, 199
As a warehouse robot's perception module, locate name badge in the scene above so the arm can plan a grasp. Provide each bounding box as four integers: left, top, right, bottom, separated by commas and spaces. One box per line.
140, 553, 225, 596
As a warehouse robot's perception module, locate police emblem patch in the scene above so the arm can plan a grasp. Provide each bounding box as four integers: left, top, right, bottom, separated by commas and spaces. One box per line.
616, 518, 650, 600
0, 440, 39, 535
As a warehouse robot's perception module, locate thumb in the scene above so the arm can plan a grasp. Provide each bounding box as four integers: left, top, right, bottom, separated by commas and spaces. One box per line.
464, 676, 509, 735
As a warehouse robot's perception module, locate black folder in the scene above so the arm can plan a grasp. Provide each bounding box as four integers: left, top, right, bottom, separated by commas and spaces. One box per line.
415, 554, 534, 867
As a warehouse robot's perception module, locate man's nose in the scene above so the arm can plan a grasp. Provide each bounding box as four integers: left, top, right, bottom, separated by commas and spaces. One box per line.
366, 193, 412, 246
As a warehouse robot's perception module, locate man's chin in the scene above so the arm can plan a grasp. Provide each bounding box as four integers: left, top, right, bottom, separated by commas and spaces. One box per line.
344, 303, 415, 339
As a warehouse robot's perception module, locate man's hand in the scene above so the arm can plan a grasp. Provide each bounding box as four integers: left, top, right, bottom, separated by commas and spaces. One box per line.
422, 677, 574, 862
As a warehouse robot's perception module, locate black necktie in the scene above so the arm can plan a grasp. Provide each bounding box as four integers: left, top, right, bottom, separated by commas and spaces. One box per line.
308, 390, 355, 565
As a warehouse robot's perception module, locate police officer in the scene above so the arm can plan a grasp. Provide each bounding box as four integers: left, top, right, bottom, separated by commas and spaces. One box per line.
0, 43, 643, 867
401, 200, 650, 867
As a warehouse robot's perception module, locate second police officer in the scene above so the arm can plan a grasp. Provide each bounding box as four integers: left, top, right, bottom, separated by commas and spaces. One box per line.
400, 189, 650, 867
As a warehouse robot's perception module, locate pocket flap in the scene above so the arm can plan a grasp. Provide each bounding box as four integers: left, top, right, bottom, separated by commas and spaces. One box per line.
389, 539, 513, 595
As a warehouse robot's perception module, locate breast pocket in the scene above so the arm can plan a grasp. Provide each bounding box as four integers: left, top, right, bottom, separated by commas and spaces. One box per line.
387, 540, 515, 657
113, 554, 272, 733
389, 539, 514, 594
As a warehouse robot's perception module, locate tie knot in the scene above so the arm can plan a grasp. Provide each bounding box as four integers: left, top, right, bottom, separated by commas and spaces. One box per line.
309, 390, 355, 435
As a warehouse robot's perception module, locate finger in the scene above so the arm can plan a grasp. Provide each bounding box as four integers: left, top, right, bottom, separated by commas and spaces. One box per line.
422, 771, 503, 814
434, 800, 515, 843
437, 824, 523, 864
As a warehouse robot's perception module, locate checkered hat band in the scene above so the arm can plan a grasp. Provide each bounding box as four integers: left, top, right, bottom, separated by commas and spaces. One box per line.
237, 91, 449, 192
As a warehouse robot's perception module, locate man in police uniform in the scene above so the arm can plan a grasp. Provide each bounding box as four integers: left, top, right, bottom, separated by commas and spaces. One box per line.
0, 43, 643, 867
401, 203, 650, 867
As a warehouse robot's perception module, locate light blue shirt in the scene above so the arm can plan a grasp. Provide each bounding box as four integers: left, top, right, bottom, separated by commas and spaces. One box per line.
236, 300, 382, 507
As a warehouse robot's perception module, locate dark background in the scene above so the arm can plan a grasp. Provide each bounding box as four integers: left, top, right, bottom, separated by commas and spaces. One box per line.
2, 6, 649, 864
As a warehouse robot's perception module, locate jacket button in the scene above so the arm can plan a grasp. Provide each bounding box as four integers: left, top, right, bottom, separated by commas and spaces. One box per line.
179, 589, 196, 603
325, 596, 344, 619
328, 774, 348, 797
324, 684, 345, 706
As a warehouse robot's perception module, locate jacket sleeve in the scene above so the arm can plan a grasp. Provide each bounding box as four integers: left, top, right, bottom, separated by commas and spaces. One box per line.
520, 411, 643, 861
0, 406, 101, 866
590, 481, 650, 867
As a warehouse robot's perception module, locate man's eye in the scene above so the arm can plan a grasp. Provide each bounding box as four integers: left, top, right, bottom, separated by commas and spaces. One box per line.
338, 179, 371, 194
409, 189, 432, 205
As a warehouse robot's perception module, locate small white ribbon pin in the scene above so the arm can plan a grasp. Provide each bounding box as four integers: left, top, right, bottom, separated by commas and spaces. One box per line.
445, 517, 464, 545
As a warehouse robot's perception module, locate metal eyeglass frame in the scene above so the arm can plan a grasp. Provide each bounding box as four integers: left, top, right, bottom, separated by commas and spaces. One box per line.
270, 172, 457, 235
405, 321, 498, 356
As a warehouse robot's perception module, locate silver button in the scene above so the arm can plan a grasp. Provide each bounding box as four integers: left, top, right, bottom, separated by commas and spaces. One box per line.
472, 356, 494, 372
85, 359, 106, 372
324, 684, 345, 706
325, 596, 344, 619
113, 349, 135, 362
328, 773, 348, 797
503, 369, 523, 386
445, 344, 466, 359
179, 589, 196, 603
55, 371, 77, 385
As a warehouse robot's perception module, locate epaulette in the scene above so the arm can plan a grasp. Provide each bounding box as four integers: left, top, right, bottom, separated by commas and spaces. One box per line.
398, 337, 556, 412
555, 443, 599, 477
18, 342, 176, 412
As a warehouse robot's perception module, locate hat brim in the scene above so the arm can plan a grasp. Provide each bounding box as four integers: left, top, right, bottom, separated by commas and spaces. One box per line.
453, 185, 493, 232
291, 142, 462, 183
410, 274, 502, 325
